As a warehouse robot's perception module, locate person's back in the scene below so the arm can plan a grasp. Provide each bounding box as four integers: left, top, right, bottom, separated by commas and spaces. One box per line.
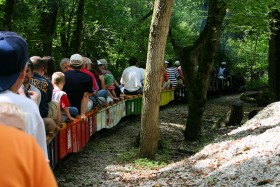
218, 62, 229, 78
63, 54, 93, 116
0, 31, 48, 158
31, 56, 53, 118
0, 125, 57, 187
52, 72, 78, 122
63, 70, 92, 112
165, 60, 179, 88
120, 57, 143, 95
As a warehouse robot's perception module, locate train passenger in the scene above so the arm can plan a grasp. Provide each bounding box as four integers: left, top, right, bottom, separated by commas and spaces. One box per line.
85, 57, 93, 71
0, 125, 57, 187
23, 60, 41, 106
217, 61, 232, 89
98, 58, 121, 98
0, 31, 48, 159
165, 60, 180, 88
0, 102, 26, 131
162, 69, 171, 90
82, 57, 109, 106
98, 60, 119, 101
52, 72, 78, 122
63, 54, 93, 120
218, 61, 229, 78
174, 60, 184, 87
137, 61, 146, 87
30, 56, 61, 126
43, 56, 56, 80
60, 58, 72, 73
120, 57, 144, 95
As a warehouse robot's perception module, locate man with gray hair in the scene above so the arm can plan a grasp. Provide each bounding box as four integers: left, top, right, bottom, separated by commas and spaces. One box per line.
60, 57, 72, 72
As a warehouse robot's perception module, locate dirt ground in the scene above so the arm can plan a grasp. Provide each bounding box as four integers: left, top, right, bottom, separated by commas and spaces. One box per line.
54, 94, 262, 187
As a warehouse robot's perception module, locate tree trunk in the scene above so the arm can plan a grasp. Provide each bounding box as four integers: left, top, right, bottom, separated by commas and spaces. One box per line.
139, 0, 173, 160
268, 8, 280, 102
0, 0, 16, 31
70, 0, 84, 53
181, 0, 227, 141
39, 0, 58, 56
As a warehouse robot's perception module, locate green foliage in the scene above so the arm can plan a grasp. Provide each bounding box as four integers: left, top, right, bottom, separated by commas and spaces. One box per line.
247, 73, 268, 90
3, 0, 279, 80
117, 147, 138, 163
133, 158, 166, 169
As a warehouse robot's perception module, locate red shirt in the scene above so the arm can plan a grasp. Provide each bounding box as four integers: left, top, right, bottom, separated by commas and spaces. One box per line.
81, 67, 99, 91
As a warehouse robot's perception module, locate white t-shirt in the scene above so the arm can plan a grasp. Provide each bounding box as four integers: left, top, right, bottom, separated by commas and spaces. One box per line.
0, 90, 48, 159
29, 84, 41, 106
120, 66, 143, 92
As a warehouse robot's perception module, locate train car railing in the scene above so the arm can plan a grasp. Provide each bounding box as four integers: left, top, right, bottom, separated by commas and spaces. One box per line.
51, 88, 178, 170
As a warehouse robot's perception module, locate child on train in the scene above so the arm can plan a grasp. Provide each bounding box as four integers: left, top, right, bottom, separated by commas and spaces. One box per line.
51, 72, 78, 122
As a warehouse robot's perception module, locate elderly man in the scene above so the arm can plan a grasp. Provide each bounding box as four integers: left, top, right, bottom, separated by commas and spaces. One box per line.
0, 31, 48, 159
60, 58, 72, 72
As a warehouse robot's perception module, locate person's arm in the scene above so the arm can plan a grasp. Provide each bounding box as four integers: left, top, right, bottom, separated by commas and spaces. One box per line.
99, 75, 106, 89
114, 79, 120, 87
63, 107, 75, 121
80, 92, 90, 120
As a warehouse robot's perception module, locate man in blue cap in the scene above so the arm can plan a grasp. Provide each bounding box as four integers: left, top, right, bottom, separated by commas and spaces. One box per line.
0, 31, 48, 159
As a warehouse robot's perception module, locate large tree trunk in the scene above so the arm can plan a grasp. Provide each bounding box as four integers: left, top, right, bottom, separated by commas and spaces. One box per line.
0, 0, 16, 30
268, 8, 280, 102
39, 0, 58, 56
139, 0, 173, 160
181, 0, 227, 141
70, 0, 84, 53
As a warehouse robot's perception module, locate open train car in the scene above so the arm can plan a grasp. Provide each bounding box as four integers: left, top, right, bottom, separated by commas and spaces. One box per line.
46, 88, 184, 170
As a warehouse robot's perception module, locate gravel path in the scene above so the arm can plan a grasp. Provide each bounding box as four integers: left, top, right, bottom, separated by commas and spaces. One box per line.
54, 94, 279, 186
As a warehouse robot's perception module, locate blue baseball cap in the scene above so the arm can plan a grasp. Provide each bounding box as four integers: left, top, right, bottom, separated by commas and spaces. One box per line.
0, 31, 29, 92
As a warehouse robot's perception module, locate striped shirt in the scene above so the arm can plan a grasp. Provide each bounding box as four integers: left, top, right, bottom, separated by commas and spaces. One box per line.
166, 67, 179, 87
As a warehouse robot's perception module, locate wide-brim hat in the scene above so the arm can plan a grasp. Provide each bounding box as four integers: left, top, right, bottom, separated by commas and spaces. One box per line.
0, 31, 29, 92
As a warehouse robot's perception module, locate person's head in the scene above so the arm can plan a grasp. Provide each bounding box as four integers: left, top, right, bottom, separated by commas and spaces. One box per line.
51, 72, 65, 87
0, 102, 26, 131
128, 57, 137, 66
139, 61, 146, 69
82, 57, 92, 70
30, 56, 46, 75
86, 58, 92, 71
42, 56, 55, 78
0, 31, 29, 93
98, 59, 108, 69
174, 61, 180, 67
60, 58, 72, 72
164, 60, 169, 68
23, 60, 34, 85
70, 54, 83, 70
167, 60, 173, 68
91, 58, 102, 74
221, 61, 226, 68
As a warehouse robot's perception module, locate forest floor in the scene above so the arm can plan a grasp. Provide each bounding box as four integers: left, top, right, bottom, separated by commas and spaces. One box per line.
54, 93, 280, 187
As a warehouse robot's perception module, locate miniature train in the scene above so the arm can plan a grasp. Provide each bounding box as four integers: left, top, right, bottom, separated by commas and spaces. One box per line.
47, 87, 188, 170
